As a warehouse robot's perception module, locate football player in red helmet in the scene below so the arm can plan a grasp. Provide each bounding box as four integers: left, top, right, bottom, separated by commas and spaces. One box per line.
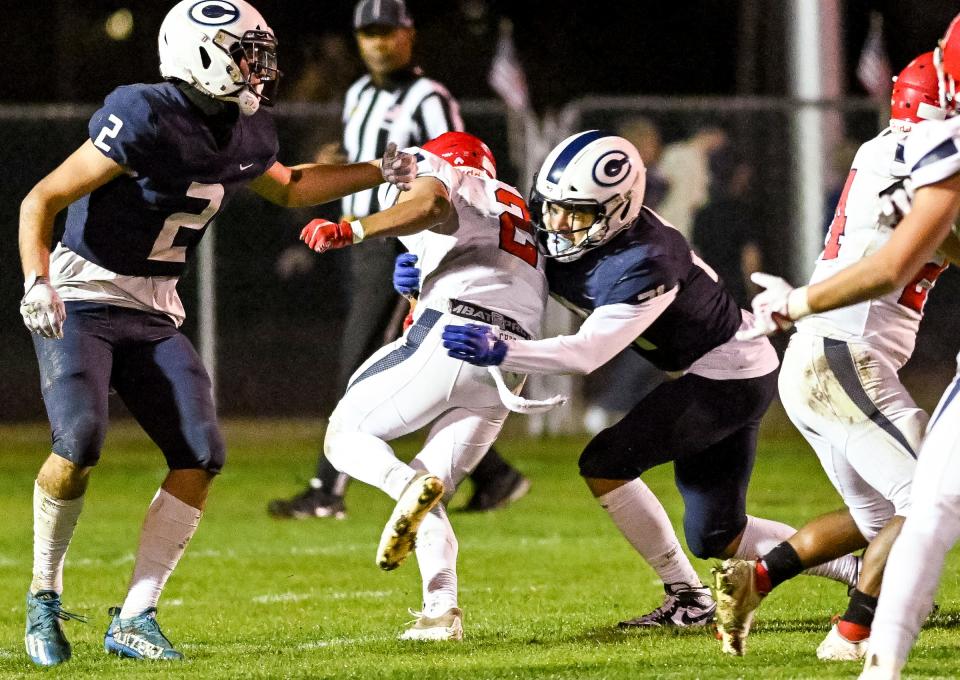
737, 14, 960, 679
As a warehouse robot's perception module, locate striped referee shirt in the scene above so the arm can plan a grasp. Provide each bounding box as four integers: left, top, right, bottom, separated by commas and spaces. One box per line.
341, 66, 463, 218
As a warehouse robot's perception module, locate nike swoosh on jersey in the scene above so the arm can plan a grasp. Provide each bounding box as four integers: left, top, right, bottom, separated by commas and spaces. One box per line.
240, 163, 254, 170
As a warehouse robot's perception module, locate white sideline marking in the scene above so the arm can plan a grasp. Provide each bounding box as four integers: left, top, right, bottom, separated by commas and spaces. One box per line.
297, 636, 382, 649
252, 590, 393, 604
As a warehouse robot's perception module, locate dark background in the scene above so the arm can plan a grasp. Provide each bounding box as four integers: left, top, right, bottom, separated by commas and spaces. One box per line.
4, 1, 960, 421
8, 1, 960, 105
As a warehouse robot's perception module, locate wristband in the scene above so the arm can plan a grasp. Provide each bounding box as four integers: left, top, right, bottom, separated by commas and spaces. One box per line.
23, 271, 45, 295
786, 285, 811, 321
350, 219, 365, 243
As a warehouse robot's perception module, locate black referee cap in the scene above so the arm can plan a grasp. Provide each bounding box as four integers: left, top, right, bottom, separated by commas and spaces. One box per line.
353, 0, 414, 31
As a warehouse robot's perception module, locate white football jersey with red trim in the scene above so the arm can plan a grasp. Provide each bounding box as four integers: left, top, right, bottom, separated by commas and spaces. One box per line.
798, 128, 947, 367
380, 148, 548, 338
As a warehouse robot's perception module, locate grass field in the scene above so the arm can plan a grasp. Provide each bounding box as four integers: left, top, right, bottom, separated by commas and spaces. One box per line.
1, 416, 959, 679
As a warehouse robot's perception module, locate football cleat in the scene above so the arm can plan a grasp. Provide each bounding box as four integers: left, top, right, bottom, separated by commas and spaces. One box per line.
817, 623, 868, 661
104, 607, 183, 660
399, 607, 464, 641
376, 473, 445, 571
266, 483, 346, 520
618, 583, 716, 628
713, 559, 766, 655
25, 590, 87, 667
858, 652, 902, 680
462, 468, 531, 512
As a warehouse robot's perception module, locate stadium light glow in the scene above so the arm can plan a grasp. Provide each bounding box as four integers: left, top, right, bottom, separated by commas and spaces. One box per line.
105, 8, 134, 41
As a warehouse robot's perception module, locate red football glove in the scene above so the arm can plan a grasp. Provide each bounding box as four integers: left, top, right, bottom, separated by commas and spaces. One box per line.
300, 218, 357, 253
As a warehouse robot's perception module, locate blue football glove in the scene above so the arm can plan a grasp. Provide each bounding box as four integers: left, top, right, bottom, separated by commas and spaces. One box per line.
393, 253, 421, 298
442, 323, 508, 366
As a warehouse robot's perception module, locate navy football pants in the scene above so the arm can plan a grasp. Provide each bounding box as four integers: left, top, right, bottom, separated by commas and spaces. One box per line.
578, 370, 777, 558
32, 302, 225, 472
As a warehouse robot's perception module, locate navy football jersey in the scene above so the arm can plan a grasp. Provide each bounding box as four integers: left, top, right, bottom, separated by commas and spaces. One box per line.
547, 207, 742, 372
62, 83, 278, 277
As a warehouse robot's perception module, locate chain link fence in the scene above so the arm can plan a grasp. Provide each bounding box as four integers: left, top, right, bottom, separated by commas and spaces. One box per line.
3, 97, 957, 423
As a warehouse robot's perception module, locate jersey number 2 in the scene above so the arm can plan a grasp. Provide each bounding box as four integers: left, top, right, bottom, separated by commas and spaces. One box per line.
148, 182, 225, 263
495, 188, 538, 267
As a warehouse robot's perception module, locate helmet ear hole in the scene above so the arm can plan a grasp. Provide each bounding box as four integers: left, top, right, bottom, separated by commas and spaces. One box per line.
198, 46, 211, 69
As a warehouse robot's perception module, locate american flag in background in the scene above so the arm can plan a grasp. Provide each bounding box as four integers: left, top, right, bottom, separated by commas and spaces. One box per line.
857, 11, 893, 98
487, 18, 531, 112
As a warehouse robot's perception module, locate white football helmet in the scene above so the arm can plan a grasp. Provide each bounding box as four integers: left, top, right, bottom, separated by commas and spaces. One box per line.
532, 130, 645, 261
158, 0, 281, 116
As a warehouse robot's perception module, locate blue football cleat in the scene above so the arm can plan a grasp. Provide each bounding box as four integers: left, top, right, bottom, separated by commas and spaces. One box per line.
104, 607, 183, 660
25, 590, 87, 666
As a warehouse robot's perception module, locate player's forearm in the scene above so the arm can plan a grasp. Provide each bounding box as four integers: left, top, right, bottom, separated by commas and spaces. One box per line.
19, 189, 59, 278
499, 297, 676, 375
286, 161, 383, 207
807, 187, 959, 314
360, 192, 450, 239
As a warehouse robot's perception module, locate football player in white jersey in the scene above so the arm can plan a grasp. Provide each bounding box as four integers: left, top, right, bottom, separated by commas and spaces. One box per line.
713, 52, 956, 660
299, 131, 549, 640
736, 14, 960, 679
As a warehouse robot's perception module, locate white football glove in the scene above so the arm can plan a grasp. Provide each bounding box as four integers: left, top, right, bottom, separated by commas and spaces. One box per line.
380, 141, 418, 191
735, 272, 810, 341
20, 274, 65, 339
878, 178, 915, 228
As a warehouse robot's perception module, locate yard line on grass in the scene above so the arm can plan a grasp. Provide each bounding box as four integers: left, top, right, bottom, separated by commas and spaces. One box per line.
297, 635, 384, 649
252, 590, 394, 604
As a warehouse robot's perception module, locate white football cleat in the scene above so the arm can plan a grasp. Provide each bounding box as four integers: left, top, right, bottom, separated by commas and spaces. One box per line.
712, 559, 765, 656
377, 473, 444, 571
817, 623, 868, 660
399, 607, 464, 641
858, 652, 902, 680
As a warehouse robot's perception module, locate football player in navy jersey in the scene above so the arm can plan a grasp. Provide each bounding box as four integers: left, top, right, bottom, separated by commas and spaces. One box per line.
441, 131, 860, 633
17, 0, 415, 666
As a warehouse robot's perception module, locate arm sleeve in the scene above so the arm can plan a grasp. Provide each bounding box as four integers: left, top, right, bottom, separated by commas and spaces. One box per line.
498, 288, 678, 375
87, 86, 158, 172
906, 125, 960, 189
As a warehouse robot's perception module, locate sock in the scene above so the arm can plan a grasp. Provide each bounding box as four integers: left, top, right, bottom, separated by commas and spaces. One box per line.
759, 542, 804, 591
31, 482, 84, 594
119, 489, 201, 619
324, 428, 414, 500
599, 479, 702, 588
841, 588, 878, 632
468, 446, 512, 486
734, 515, 796, 560
313, 456, 350, 497
415, 504, 459, 617
734, 516, 860, 589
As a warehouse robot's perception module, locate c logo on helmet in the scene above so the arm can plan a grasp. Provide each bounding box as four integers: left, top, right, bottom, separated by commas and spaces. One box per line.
189, 0, 240, 26
592, 150, 631, 187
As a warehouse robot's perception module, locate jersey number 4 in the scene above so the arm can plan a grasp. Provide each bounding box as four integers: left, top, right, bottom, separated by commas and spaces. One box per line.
823, 169, 856, 260
824, 169, 945, 313
495, 188, 538, 267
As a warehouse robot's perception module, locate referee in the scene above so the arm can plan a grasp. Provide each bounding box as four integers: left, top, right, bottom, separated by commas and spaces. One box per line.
269, 0, 530, 520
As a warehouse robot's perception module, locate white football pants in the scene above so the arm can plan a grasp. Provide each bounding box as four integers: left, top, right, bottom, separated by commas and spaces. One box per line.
324, 310, 522, 609
868, 367, 960, 665
778, 333, 926, 539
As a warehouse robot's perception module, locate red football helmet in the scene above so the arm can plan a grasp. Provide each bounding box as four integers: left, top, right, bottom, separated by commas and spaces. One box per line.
890, 52, 946, 125
421, 131, 497, 179
935, 12, 960, 114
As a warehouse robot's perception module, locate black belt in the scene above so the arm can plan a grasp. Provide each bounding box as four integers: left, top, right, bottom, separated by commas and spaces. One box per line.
448, 298, 531, 340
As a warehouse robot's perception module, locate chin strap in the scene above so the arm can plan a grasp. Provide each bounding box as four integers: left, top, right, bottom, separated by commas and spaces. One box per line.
488, 366, 567, 414
226, 89, 260, 116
